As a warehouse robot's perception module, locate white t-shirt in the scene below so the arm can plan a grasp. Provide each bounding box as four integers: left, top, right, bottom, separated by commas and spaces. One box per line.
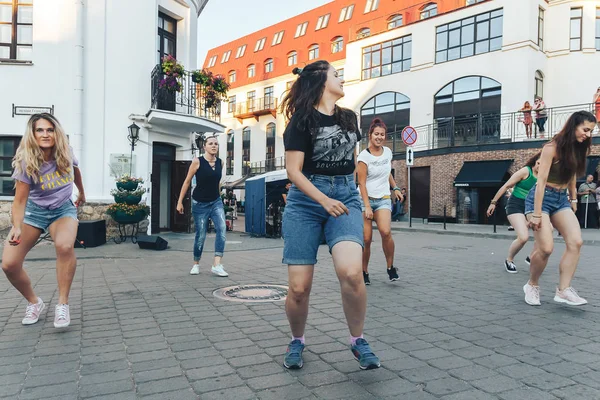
357, 146, 393, 199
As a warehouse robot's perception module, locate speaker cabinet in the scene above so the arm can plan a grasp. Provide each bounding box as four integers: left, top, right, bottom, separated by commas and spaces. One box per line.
137, 235, 168, 250
75, 220, 106, 248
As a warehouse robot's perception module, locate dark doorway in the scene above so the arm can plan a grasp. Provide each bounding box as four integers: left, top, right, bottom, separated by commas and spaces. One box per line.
151, 143, 175, 234
171, 160, 192, 232
410, 167, 430, 219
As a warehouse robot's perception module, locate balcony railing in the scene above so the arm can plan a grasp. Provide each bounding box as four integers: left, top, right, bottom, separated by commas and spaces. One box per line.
246, 156, 286, 176
364, 103, 598, 154
233, 97, 278, 122
150, 64, 220, 121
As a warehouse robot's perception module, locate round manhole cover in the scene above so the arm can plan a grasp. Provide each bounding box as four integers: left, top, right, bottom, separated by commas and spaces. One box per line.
213, 284, 288, 303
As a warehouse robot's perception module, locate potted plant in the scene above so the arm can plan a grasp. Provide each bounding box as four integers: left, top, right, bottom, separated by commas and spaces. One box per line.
111, 187, 146, 205
106, 203, 150, 224
116, 175, 144, 191
192, 69, 212, 85
159, 55, 184, 92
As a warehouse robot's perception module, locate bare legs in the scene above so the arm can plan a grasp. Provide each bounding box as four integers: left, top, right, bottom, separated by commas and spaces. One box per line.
362, 210, 394, 273
48, 218, 78, 304
507, 214, 529, 262
1, 224, 42, 304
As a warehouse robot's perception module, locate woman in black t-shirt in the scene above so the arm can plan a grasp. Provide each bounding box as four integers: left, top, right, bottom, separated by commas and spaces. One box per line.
176, 136, 229, 278
280, 60, 380, 371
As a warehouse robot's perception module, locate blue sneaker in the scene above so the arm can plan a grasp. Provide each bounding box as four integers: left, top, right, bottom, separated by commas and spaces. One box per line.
351, 338, 381, 370
283, 339, 304, 369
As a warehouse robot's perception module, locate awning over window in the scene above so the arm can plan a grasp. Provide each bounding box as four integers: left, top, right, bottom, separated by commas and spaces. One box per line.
454, 159, 513, 188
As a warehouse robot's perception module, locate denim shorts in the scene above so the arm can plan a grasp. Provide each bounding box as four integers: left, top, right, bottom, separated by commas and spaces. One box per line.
360, 197, 392, 212
505, 195, 525, 216
524, 184, 571, 216
24, 199, 78, 232
282, 174, 363, 265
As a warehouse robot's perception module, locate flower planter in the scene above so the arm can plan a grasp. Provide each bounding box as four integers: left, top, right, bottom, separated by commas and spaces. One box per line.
117, 181, 139, 191
114, 196, 126, 204
112, 210, 147, 224
125, 195, 142, 205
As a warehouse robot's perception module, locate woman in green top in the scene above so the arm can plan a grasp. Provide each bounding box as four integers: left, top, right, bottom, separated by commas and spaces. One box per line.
487, 153, 541, 273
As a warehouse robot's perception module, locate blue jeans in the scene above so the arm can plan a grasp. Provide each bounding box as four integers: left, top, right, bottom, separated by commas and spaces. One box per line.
525, 184, 571, 216
192, 198, 226, 262
282, 174, 363, 265
24, 199, 78, 232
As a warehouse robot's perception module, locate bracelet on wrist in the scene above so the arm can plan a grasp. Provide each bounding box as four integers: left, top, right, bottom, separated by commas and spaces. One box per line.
392, 187, 400, 191
571, 200, 578, 203
490, 200, 497, 205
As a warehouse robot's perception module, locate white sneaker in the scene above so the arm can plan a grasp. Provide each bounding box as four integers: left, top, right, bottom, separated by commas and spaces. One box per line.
554, 287, 587, 306
211, 264, 229, 277
523, 283, 541, 306
190, 264, 200, 275
54, 304, 70, 328
22, 297, 45, 325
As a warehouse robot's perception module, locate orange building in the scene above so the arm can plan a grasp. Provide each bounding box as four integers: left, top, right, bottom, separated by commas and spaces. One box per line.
203, 0, 481, 88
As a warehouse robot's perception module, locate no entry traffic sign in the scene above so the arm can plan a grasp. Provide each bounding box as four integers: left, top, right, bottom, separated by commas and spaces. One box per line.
401, 126, 417, 146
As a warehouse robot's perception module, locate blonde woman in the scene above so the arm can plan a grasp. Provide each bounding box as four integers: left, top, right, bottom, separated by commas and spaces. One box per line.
2, 113, 85, 328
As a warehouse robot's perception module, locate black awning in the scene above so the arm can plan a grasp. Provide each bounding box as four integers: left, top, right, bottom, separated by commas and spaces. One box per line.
454, 159, 513, 188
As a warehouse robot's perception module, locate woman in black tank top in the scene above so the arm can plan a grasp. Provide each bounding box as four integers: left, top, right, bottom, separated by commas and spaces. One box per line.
176, 136, 228, 277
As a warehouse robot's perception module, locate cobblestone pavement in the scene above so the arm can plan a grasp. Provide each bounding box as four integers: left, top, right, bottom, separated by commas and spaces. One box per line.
1, 231, 600, 399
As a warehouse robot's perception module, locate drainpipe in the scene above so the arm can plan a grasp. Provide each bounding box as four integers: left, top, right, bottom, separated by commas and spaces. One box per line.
73, 0, 85, 165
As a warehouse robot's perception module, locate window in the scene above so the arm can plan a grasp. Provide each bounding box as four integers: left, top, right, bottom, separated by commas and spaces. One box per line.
339, 5, 354, 22
254, 37, 266, 52
272, 30, 284, 46
535, 70, 543, 99
228, 70, 236, 83
157, 12, 176, 65
360, 92, 410, 135
0, 136, 19, 195
247, 91, 256, 112
434, 76, 502, 145
266, 123, 276, 170
388, 15, 403, 30
221, 50, 231, 63
226, 130, 234, 175
247, 64, 255, 78
242, 127, 251, 172
265, 86, 274, 109
207, 55, 217, 68
362, 35, 412, 80
331, 36, 344, 53
435, 9, 503, 64
337, 68, 344, 81
228, 96, 236, 113
596, 8, 600, 51
357, 28, 371, 39
420, 3, 438, 20
538, 7, 544, 51
316, 14, 330, 30
295, 22, 308, 38
236, 44, 246, 58
264, 58, 273, 73
364, 0, 379, 13
287, 51, 297, 66
308, 44, 319, 60
570, 8, 582, 51
466, 0, 485, 5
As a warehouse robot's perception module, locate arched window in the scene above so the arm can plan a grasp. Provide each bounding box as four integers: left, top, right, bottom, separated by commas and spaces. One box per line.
247, 64, 256, 78
420, 3, 438, 20
331, 36, 344, 53
387, 14, 403, 30
266, 123, 276, 170
360, 92, 410, 151
264, 58, 274, 73
308, 44, 319, 60
228, 70, 236, 83
434, 76, 501, 146
242, 127, 251, 173
535, 70, 544, 99
226, 130, 234, 175
287, 51, 297, 66
357, 27, 371, 39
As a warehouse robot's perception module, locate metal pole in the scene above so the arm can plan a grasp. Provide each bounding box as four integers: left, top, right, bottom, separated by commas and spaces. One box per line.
408, 166, 412, 228
444, 205, 447, 230
493, 208, 497, 233
585, 198, 589, 229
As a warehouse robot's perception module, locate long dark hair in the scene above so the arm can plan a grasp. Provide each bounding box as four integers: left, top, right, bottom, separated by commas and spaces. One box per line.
524, 152, 541, 168
281, 60, 356, 136
551, 111, 595, 182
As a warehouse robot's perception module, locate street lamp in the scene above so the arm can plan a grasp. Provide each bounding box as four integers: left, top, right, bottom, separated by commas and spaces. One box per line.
127, 123, 140, 175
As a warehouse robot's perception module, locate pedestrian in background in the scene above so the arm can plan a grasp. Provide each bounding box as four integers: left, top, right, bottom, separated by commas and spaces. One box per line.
524, 111, 596, 306
533, 97, 548, 138
281, 60, 380, 371
520, 101, 534, 139
577, 175, 598, 229
593, 87, 600, 131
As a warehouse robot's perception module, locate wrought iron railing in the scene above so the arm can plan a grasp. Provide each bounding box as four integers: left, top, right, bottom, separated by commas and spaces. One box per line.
249, 156, 286, 175
362, 103, 598, 154
150, 64, 220, 121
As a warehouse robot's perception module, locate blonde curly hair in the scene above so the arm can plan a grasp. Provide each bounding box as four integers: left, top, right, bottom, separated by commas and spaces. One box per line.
12, 113, 73, 183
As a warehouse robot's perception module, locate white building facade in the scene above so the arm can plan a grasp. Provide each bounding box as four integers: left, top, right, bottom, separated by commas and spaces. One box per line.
0, 0, 221, 234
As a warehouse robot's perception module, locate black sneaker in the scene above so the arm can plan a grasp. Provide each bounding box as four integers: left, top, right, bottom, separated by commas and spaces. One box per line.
387, 266, 399, 281
363, 272, 370, 285
505, 260, 518, 274
525, 256, 531, 265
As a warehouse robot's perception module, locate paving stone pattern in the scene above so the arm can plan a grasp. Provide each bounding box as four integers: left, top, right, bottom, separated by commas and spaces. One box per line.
1, 231, 600, 399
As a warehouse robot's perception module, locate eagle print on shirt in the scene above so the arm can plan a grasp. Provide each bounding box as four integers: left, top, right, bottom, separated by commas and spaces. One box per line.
312, 124, 359, 170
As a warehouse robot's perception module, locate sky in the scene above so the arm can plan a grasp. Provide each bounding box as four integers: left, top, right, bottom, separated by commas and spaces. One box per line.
197, 0, 331, 65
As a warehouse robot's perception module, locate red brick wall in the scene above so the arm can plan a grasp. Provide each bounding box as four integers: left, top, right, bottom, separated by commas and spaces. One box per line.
391, 144, 600, 217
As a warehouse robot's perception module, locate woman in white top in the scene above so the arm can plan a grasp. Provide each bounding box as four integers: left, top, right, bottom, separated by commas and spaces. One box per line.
357, 118, 403, 285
